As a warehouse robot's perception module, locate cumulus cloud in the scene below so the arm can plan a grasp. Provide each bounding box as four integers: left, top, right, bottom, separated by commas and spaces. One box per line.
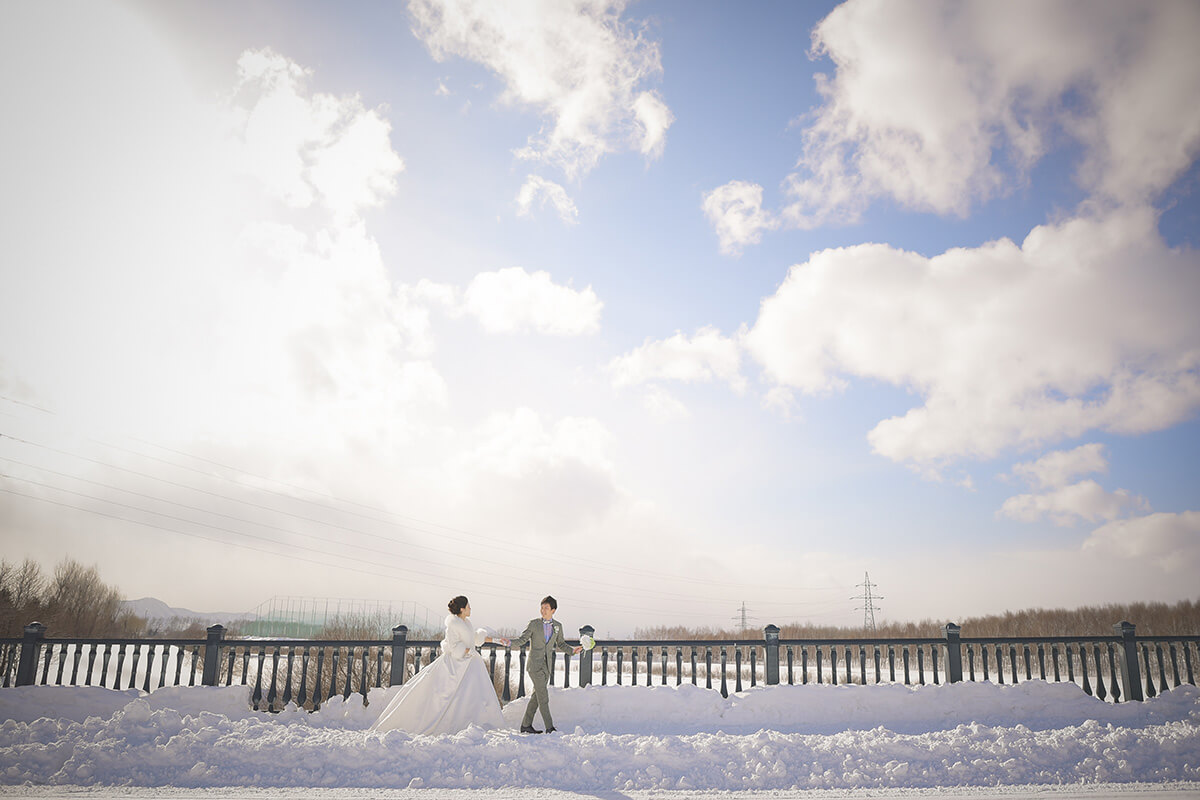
461, 267, 602, 336
1083, 511, 1200, 573
1010, 443, 1109, 490
408, 0, 672, 179
702, 181, 778, 256
609, 327, 746, 394
743, 208, 1200, 465
999, 479, 1146, 527
785, 0, 1200, 226
515, 175, 579, 224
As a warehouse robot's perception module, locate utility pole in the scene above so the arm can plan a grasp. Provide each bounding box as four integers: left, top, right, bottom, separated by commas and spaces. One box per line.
852, 573, 883, 633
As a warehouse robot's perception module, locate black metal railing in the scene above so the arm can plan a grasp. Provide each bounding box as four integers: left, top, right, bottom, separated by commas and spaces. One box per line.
4, 620, 1196, 709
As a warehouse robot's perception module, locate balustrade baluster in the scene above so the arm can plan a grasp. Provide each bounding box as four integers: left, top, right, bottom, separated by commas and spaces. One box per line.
617, 648, 624, 686
54, 643, 68, 685
502, 648, 512, 702
601, 648, 609, 686
917, 646, 925, 686
1168, 643, 1181, 688
630, 647, 637, 686
1184, 643, 1195, 686
860, 646, 867, 686
691, 647, 697, 686
1107, 643, 1120, 702
72, 644, 85, 686
114, 645, 127, 688
751, 647, 758, 688
1008, 645, 1018, 684
1020, 645, 1029, 681
343, 647, 355, 700
328, 648, 340, 704
127, 645, 142, 690
1155, 643, 1169, 694
968, 646, 976, 682
313, 649, 326, 709
360, 648, 369, 703
645, 647, 652, 685
283, 648, 295, 706
488, 646, 497, 684
873, 646, 881, 684
142, 646, 155, 692
550, 651, 557, 687
1051, 644, 1061, 682
816, 647, 824, 684
664, 647, 670, 686
1092, 643, 1107, 701
298, 648, 310, 708
564, 650, 572, 689
157, 645, 169, 690
981, 645, 989, 682
518, 648, 526, 698
675, 648, 682, 686
802, 646, 809, 685
266, 647, 280, 710
1080, 645, 1093, 696
787, 646, 795, 685
932, 644, 940, 685
706, 647, 713, 690
735, 648, 743, 693
1141, 644, 1156, 698
995, 644, 1005, 685
376, 648, 384, 689
902, 646, 911, 686
720, 647, 728, 698
1066, 644, 1075, 685
1037, 644, 1046, 681
413, 646, 422, 675
241, 648, 250, 685
99, 644, 112, 688
85, 644, 98, 686
887, 646, 895, 683
251, 647, 266, 710
844, 646, 852, 685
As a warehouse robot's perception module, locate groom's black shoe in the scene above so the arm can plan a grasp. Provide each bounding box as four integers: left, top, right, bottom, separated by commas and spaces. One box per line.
520, 725, 543, 734
545, 726, 557, 733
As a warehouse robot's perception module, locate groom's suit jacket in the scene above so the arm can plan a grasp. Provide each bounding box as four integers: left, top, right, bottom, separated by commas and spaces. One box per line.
513, 618, 574, 677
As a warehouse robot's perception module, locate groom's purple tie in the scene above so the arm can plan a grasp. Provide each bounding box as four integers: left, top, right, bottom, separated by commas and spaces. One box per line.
543, 620, 552, 642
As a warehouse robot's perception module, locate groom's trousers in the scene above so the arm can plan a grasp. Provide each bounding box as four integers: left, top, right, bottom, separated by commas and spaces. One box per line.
521, 671, 554, 729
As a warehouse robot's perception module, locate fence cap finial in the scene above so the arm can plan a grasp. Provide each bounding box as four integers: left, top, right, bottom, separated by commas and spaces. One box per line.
392, 624, 408, 634
580, 624, 595, 635
23, 622, 46, 636
763, 624, 780, 638
1115, 620, 1136, 634
942, 622, 961, 635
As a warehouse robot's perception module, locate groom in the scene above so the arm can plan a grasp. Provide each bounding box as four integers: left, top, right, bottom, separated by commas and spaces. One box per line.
511, 595, 581, 734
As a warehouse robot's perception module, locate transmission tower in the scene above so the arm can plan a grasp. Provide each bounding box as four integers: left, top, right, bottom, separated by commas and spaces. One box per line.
731, 601, 757, 633
852, 573, 883, 632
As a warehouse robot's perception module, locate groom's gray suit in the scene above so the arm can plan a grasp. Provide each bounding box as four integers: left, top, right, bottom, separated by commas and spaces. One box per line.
512, 617, 575, 730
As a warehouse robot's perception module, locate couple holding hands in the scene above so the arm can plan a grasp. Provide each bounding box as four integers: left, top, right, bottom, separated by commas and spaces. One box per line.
370, 595, 586, 736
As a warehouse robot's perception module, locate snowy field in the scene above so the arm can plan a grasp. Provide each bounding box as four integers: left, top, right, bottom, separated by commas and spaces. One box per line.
1, 681, 1198, 798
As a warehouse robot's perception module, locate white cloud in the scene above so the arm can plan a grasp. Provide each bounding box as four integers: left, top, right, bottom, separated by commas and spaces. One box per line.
1084, 511, 1200, 573
408, 0, 672, 178
515, 175, 579, 225
999, 479, 1146, 527
705, 0, 1200, 243
609, 327, 746, 394
642, 386, 689, 422
461, 267, 602, 336
784, 0, 1200, 226
1010, 444, 1108, 490
743, 207, 1200, 465
701, 181, 779, 256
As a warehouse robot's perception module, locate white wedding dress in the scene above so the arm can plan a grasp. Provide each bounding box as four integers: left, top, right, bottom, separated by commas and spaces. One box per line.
370, 614, 504, 736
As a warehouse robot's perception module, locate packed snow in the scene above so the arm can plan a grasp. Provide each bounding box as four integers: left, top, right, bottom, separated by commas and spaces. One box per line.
0, 681, 1197, 796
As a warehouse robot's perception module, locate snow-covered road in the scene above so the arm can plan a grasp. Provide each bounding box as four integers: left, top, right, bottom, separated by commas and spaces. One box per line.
1, 681, 1197, 795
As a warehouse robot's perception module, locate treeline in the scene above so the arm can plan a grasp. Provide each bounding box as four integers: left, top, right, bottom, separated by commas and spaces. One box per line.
635, 599, 1200, 640
0, 557, 144, 638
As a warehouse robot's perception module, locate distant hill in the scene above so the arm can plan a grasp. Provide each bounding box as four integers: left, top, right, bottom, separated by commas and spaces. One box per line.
122, 597, 253, 626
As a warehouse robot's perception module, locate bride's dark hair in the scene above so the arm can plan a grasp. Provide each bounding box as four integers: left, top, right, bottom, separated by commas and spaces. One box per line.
448, 595, 469, 616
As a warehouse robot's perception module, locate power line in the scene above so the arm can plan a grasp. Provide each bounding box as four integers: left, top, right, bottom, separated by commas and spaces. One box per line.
730, 601, 757, 633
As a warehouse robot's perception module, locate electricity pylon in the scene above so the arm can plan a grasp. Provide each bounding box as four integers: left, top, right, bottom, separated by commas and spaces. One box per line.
852, 573, 883, 632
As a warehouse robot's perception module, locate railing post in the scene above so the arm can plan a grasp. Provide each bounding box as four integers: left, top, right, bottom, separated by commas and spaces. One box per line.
1114, 621, 1144, 702
390, 625, 408, 686
579, 625, 594, 687
201, 624, 225, 686
16, 622, 46, 687
764, 624, 780, 685
943, 623, 963, 683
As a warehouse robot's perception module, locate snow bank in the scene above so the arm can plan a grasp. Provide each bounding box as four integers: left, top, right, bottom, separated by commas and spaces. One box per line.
0, 682, 1197, 791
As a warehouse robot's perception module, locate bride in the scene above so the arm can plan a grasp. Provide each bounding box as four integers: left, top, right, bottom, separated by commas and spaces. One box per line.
370, 595, 509, 735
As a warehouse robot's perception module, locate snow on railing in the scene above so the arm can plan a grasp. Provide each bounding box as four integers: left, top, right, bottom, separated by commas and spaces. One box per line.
3, 620, 1196, 710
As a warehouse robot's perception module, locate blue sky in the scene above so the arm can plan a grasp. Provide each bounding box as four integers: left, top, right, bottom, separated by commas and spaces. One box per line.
1, 0, 1198, 635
